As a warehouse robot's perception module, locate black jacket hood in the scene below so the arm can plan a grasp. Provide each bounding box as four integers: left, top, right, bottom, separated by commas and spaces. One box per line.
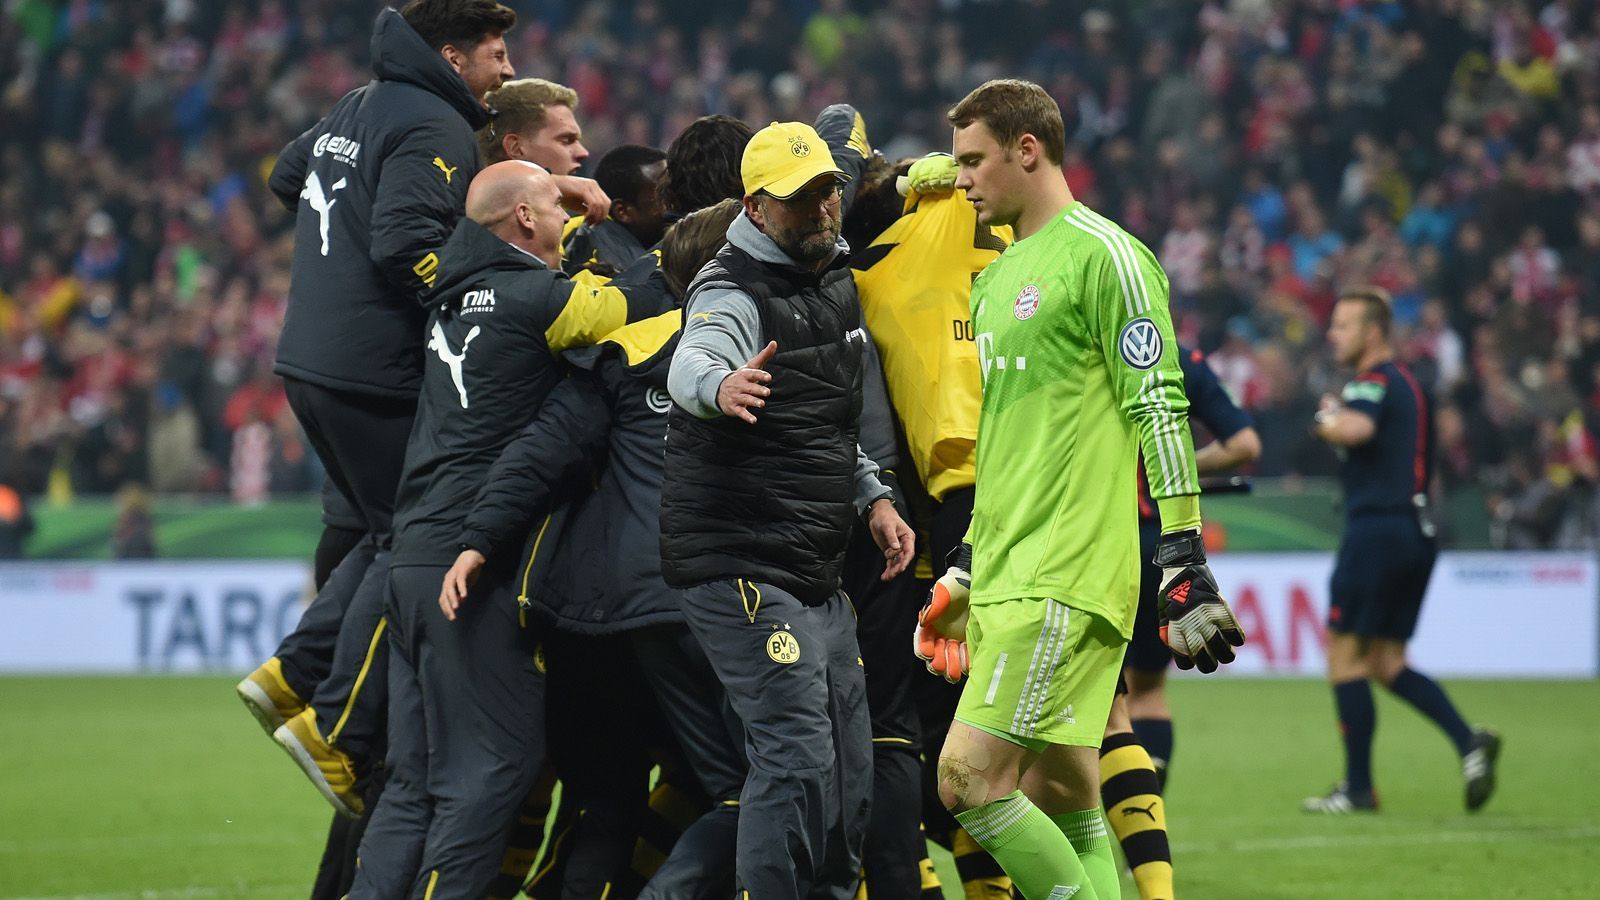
370, 7, 493, 131
432, 218, 548, 302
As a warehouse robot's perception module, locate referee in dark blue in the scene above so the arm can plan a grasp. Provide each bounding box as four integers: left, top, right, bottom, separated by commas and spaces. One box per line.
1303, 287, 1499, 815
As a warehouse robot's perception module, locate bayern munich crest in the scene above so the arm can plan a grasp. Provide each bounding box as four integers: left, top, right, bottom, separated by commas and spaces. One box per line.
1014, 283, 1041, 320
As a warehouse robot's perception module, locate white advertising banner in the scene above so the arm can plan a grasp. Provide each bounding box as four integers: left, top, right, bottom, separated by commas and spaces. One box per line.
1206, 552, 1599, 677
0, 561, 313, 673
0, 554, 1594, 675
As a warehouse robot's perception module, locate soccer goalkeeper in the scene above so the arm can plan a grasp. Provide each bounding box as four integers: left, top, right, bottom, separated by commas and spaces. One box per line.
918, 79, 1245, 900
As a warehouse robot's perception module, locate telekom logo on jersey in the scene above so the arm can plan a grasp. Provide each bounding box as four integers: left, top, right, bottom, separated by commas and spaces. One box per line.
975, 332, 1027, 386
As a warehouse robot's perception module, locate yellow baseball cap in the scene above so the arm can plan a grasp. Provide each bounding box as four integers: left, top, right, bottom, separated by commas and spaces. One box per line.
741, 121, 851, 199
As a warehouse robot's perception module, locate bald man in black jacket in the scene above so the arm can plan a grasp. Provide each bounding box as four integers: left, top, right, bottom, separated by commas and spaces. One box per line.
350, 160, 662, 899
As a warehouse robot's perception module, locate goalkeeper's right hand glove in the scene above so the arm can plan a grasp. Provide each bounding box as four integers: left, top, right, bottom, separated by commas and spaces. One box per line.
905, 152, 959, 195
914, 543, 972, 683
1155, 529, 1246, 673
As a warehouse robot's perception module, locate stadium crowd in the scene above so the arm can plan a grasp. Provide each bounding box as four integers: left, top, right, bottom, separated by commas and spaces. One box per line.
0, 0, 1597, 548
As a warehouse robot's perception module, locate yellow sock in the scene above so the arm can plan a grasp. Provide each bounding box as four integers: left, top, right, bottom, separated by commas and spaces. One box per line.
1101, 731, 1174, 900
918, 824, 944, 899
949, 823, 1017, 898
620, 777, 704, 890
858, 825, 943, 898
486, 766, 559, 900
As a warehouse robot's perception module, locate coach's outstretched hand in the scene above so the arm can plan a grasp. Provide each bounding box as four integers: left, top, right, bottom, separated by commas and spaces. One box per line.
1154, 529, 1246, 673
439, 548, 487, 622
915, 543, 972, 683
717, 340, 777, 424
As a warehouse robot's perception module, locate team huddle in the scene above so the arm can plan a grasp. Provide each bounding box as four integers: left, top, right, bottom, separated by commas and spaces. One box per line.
234, 2, 1499, 898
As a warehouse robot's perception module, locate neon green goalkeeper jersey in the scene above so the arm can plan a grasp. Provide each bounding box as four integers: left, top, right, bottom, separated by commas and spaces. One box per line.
967, 202, 1198, 636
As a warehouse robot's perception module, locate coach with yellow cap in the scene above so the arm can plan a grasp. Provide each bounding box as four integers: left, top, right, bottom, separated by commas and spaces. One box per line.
659, 110, 914, 899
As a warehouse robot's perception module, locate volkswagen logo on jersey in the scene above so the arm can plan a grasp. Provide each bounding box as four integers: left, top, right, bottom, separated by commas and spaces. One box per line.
645, 387, 673, 414
1014, 283, 1041, 320
1118, 317, 1164, 369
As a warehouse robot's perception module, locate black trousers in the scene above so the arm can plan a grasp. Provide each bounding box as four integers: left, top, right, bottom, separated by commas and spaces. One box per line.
281, 379, 415, 898
680, 580, 872, 900
283, 378, 415, 542
530, 632, 663, 899
279, 379, 414, 759
632, 622, 747, 899
277, 535, 379, 699
294, 541, 388, 900
843, 523, 926, 900
313, 475, 367, 588
349, 563, 545, 900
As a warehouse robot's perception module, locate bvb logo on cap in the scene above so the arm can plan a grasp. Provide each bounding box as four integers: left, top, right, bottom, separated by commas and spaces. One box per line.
788, 136, 811, 158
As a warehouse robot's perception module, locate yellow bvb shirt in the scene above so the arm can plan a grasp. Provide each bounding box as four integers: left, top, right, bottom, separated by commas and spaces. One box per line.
851, 189, 1012, 501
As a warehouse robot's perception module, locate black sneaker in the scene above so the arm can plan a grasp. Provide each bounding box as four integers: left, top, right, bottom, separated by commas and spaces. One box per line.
1302, 781, 1379, 814
1463, 728, 1502, 812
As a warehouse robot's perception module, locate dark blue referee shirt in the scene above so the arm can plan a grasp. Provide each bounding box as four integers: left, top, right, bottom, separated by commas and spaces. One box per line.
1337, 361, 1433, 516
1138, 345, 1255, 520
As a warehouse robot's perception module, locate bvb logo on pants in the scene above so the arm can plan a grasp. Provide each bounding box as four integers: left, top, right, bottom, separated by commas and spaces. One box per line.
766, 630, 801, 664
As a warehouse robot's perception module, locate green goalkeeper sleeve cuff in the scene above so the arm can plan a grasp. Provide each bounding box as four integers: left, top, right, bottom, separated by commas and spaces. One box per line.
1156, 494, 1202, 534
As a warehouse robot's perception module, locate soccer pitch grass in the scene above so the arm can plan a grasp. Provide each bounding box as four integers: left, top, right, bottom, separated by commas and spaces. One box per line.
1, 677, 1596, 899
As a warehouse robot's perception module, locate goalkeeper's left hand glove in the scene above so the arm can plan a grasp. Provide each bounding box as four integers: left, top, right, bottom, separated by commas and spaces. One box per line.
1155, 529, 1245, 674
905, 152, 959, 195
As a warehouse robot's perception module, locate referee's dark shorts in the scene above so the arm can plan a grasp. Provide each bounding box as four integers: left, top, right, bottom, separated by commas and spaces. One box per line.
1328, 511, 1437, 640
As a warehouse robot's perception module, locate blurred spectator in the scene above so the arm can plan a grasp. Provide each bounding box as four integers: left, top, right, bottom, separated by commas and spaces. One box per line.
1160, 200, 1211, 302
1507, 224, 1560, 304
146, 382, 206, 493
1289, 205, 1344, 283
112, 482, 155, 559
1400, 181, 1457, 251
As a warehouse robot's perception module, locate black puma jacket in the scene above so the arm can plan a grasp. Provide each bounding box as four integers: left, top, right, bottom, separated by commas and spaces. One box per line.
270, 8, 490, 397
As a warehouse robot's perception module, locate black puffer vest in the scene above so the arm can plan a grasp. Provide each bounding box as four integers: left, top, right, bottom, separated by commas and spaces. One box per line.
660, 242, 865, 605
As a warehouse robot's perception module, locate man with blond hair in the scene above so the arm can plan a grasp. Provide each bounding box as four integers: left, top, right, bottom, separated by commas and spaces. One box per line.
479, 77, 611, 231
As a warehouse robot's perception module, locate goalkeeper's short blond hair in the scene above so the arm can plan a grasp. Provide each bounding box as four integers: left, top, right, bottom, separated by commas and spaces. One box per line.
479, 78, 579, 164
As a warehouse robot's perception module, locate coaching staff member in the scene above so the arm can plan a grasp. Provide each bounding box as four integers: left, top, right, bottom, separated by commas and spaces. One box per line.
348, 158, 655, 898
661, 121, 915, 899
251, 0, 515, 810
270, 0, 515, 548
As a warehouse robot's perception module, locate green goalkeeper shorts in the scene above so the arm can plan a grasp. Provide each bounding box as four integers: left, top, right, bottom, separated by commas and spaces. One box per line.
955, 597, 1127, 749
